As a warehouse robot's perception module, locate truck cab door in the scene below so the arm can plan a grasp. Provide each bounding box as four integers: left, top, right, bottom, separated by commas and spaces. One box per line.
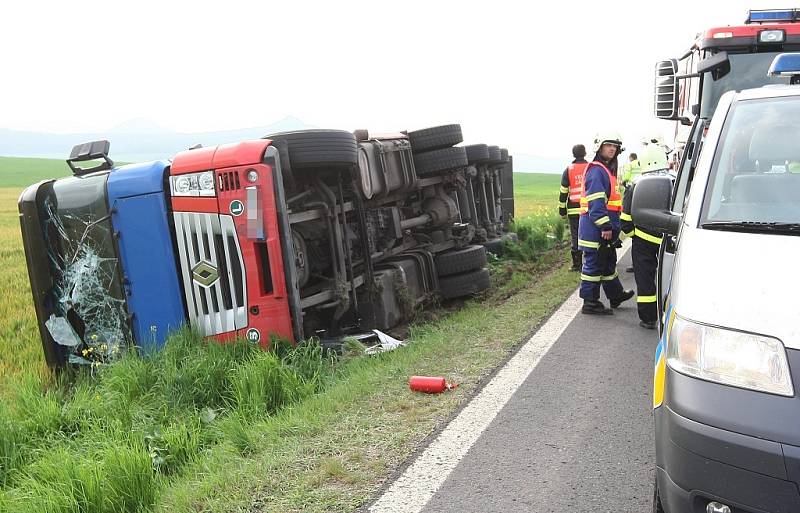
657, 118, 703, 330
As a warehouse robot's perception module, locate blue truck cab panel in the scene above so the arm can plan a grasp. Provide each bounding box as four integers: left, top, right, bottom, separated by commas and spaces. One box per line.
106, 160, 185, 352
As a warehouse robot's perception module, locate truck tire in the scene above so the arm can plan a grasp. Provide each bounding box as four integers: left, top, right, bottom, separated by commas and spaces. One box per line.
464, 144, 490, 164
413, 147, 468, 176
500, 148, 509, 162
439, 268, 491, 299
408, 125, 463, 153
483, 238, 504, 255
487, 145, 502, 163
266, 130, 358, 169
435, 245, 487, 277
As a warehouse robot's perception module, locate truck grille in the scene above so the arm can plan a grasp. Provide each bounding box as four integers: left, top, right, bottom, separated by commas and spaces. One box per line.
173, 212, 247, 335
218, 171, 241, 191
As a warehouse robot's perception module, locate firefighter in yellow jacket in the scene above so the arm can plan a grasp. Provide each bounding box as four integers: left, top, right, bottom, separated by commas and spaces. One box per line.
620, 146, 672, 329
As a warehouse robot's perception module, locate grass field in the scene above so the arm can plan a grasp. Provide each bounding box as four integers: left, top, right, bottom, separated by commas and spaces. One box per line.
0, 156, 568, 512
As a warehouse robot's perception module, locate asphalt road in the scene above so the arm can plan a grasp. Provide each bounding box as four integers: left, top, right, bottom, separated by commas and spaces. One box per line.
420, 249, 657, 513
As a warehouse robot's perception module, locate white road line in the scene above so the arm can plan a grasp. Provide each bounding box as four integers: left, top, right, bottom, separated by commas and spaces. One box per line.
369, 241, 631, 513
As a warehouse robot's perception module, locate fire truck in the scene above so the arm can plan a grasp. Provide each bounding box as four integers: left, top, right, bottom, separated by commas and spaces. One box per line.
656, 8, 800, 155
18, 125, 514, 368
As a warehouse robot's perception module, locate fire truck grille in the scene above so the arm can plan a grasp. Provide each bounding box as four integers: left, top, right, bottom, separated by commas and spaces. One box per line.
173, 212, 247, 336
218, 171, 241, 191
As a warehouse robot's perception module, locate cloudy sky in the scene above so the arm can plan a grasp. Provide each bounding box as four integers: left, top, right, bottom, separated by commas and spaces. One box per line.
0, 0, 787, 158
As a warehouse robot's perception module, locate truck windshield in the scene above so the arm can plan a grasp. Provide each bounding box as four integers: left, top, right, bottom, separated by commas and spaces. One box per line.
700, 52, 791, 119
701, 96, 800, 230
39, 174, 132, 362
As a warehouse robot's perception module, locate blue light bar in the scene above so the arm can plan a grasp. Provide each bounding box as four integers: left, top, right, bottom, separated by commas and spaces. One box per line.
747, 9, 798, 24
768, 52, 800, 76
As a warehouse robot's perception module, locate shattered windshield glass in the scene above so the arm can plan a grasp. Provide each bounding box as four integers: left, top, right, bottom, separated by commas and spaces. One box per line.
40, 174, 131, 365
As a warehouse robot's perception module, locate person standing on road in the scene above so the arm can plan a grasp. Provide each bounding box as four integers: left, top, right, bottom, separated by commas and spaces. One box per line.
578, 133, 635, 315
559, 144, 589, 271
621, 146, 672, 329
620, 152, 641, 188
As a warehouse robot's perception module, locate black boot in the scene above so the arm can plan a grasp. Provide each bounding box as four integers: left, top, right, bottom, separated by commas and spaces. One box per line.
639, 320, 657, 330
570, 251, 582, 271
610, 289, 635, 308
582, 300, 613, 315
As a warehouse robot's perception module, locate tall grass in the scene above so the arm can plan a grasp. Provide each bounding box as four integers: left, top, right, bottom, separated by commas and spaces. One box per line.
0, 330, 334, 512
503, 209, 567, 261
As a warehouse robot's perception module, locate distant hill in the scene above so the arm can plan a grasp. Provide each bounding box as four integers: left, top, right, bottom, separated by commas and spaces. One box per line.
0, 117, 564, 174
511, 154, 566, 174
0, 116, 312, 163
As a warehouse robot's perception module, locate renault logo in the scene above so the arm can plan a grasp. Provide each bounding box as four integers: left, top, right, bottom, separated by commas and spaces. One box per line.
191, 261, 219, 288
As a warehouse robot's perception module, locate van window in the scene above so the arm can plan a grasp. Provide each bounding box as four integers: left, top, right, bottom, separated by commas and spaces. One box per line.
701, 96, 800, 226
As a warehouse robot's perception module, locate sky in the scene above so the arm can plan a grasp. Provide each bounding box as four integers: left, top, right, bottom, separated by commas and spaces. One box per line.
0, 0, 789, 158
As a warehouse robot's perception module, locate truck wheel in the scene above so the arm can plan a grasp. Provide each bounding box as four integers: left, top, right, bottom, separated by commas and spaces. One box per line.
483, 238, 504, 255
439, 268, 491, 299
435, 245, 487, 277
408, 124, 463, 153
266, 129, 358, 169
487, 145, 502, 163
413, 147, 468, 176
464, 144, 490, 164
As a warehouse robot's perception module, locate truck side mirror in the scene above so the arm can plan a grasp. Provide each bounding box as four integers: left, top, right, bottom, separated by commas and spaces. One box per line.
697, 51, 730, 80
654, 59, 680, 120
66, 140, 114, 176
632, 176, 682, 236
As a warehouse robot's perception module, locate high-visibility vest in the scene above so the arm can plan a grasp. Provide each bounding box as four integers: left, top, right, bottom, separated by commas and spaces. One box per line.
567, 162, 588, 203
579, 161, 622, 213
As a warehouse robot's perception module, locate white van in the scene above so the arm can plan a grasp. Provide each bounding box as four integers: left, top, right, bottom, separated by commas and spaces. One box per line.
634, 53, 800, 513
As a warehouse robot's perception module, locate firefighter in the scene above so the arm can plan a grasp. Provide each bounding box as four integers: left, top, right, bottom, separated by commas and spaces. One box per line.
559, 144, 588, 271
578, 133, 635, 315
620, 147, 671, 329
620, 152, 641, 187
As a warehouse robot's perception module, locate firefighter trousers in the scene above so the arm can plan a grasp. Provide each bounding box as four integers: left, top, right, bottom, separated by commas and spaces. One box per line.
580, 245, 624, 302
568, 215, 580, 252
632, 237, 659, 323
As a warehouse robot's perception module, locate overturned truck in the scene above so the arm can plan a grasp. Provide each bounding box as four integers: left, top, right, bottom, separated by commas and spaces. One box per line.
18, 125, 514, 368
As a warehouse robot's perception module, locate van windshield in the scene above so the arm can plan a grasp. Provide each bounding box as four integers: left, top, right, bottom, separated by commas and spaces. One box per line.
701, 95, 800, 229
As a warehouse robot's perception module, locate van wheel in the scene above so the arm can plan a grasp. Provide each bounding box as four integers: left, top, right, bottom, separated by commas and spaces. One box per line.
653, 477, 665, 513
266, 129, 358, 169
435, 245, 487, 277
439, 268, 491, 299
408, 124, 463, 153
413, 147, 468, 176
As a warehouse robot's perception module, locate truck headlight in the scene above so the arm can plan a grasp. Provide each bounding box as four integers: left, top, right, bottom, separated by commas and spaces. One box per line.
667, 315, 793, 396
170, 170, 216, 197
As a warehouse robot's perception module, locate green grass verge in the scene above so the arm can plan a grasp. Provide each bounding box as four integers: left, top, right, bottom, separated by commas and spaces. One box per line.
154, 252, 577, 512
0, 250, 578, 512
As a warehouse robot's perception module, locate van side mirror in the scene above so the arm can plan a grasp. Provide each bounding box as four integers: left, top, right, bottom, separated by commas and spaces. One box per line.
654, 59, 680, 120
632, 176, 681, 236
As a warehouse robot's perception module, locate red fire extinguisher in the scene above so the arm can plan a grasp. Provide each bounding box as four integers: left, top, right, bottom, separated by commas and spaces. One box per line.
409, 376, 457, 394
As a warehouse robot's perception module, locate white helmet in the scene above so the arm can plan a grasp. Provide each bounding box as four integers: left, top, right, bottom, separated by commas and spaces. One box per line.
642, 134, 665, 146
592, 131, 624, 155
640, 145, 669, 173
